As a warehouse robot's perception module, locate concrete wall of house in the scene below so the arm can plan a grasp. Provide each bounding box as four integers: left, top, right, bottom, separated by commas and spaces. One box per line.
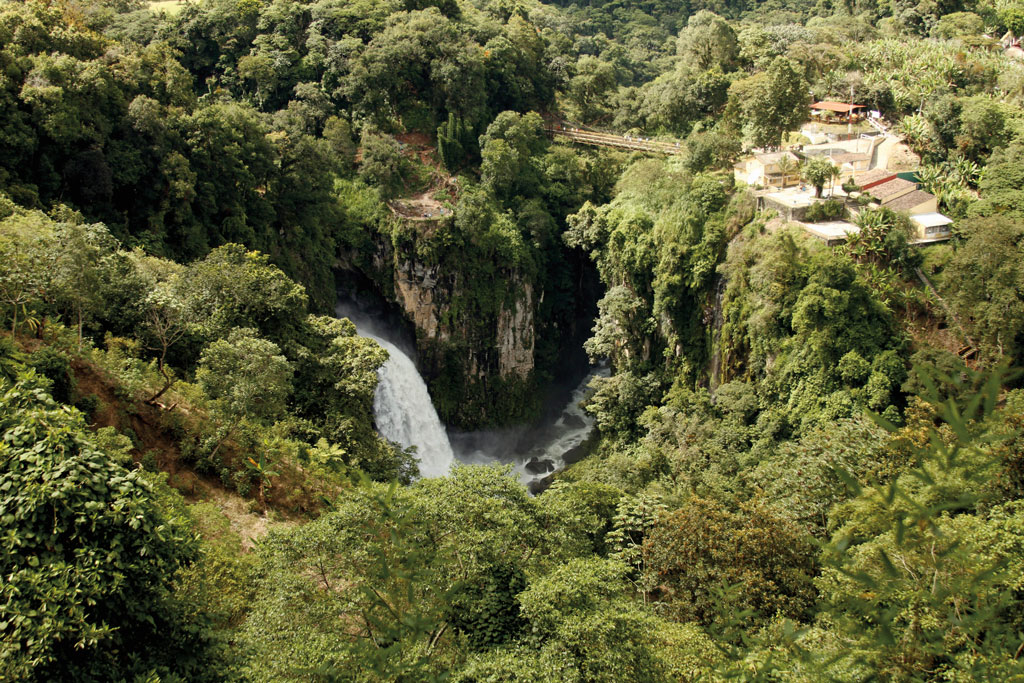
908, 196, 938, 215
915, 222, 951, 240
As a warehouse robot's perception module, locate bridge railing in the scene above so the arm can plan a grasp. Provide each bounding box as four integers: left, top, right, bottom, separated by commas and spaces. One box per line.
866, 117, 889, 135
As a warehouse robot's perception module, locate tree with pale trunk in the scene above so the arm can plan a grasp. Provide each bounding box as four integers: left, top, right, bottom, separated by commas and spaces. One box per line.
776, 153, 798, 188
143, 282, 189, 406
0, 241, 42, 336
802, 157, 838, 198
48, 223, 116, 350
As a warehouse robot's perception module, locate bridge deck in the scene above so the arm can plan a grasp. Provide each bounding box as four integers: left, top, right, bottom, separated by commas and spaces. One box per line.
544, 126, 684, 155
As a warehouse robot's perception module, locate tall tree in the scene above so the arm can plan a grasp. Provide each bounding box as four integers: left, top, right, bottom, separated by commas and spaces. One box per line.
676, 11, 739, 72
479, 111, 548, 202
0, 236, 44, 336
643, 497, 817, 628
945, 217, 1024, 365
196, 327, 293, 460
142, 280, 190, 405
731, 57, 810, 149
802, 157, 837, 198
48, 223, 119, 349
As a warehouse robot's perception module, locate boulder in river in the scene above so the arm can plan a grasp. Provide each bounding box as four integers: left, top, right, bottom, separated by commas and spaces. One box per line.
524, 458, 555, 475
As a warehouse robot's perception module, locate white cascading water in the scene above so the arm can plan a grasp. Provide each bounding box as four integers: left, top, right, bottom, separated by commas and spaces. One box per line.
512, 365, 609, 485
334, 302, 455, 479
366, 333, 456, 478
335, 298, 603, 487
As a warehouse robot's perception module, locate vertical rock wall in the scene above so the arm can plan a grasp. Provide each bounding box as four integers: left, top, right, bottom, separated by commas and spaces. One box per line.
345, 218, 539, 427
496, 283, 535, 379
391, 255, 536, 381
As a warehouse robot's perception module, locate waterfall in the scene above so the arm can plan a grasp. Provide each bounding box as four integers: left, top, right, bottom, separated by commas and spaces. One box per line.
334, 291, 602, 487
367, 334, 455, 478
334, 301, 455, 478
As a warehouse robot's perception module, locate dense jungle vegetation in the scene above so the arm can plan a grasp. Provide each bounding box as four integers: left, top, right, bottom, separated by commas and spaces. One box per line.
3, 0, 1024, 680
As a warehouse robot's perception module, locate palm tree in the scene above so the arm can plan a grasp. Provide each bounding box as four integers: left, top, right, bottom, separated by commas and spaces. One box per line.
895, 114, 933, 156
828, 164, 842, 197
776, 154, 797, 188
844, 227, 868, 261
802, 157, 836, 198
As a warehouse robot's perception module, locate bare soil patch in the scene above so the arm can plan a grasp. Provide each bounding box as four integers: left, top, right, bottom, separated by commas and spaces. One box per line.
69, 356, 331, 523
386, 134, 459, 220
390, 189, 452, 219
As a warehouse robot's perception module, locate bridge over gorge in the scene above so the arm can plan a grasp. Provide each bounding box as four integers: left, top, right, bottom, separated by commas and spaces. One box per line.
544, 122, 684, 155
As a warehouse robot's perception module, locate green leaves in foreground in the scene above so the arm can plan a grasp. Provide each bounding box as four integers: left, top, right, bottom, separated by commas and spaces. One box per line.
717, 364, 1024, 681
0, 372, 199, 681
819, 365, 1024, 680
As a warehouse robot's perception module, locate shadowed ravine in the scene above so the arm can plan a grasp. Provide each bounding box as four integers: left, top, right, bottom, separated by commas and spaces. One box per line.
447, 363, 608, 490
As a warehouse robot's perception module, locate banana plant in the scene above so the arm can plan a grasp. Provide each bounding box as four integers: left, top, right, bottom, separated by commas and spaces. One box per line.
896, 114, 935, 155
247, 446, 281, 513
948, 154, 981, 186
916, 164, 945, 194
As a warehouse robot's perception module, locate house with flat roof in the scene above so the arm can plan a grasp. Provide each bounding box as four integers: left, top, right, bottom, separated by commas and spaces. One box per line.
830, 151, 872, 172
799, 212, 951, 244
810, 101, 867, 123
760, 188, 817, 221
799, 220, 860, 246
733, 151, 801, 189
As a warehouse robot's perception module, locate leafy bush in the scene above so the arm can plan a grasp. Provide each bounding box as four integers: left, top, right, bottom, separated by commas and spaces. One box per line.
140, 449, 160, 472
643, 497, 817, 629
447, 562, 526, 649
804, 198, 846, 222
27, 347, 74, 404
74, 393, 101, 419
359, 132, 411, 197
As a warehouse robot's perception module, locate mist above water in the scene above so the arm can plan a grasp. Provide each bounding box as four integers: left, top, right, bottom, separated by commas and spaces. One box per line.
447, 364, 608, 489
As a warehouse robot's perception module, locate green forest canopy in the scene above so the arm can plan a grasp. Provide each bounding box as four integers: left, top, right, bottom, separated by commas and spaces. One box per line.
1, 0, 1024, 680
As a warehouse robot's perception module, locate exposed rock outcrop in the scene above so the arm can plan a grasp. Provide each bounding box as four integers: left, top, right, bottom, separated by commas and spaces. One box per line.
496, 283, 535, 379
394, 260, 446, 342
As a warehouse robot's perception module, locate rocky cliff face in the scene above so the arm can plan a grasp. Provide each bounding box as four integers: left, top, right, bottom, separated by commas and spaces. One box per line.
393, 260, 446, 342
391, 255, 536, 378
496, 283, 534, 379
351, 220, 540, 428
